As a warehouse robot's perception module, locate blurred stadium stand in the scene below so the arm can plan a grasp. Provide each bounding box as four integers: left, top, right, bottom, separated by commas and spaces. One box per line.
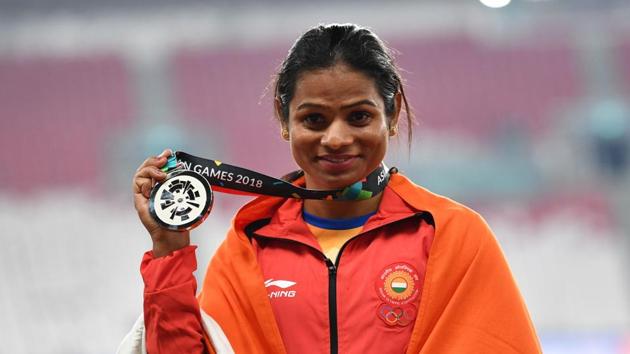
0, 55, 133, 192
393, 36, 581, 137
619, 39, 630, 95
171, 47, 291, 173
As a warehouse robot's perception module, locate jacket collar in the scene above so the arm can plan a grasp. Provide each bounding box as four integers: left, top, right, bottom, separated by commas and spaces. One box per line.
240, 175, 424, 250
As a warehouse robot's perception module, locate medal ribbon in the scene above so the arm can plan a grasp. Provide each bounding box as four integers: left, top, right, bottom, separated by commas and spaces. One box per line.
165, 151, 390, 201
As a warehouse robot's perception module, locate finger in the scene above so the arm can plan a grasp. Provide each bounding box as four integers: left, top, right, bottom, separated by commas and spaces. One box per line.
133, 175, 151, 194
136, 166, 167, 180
158, 148, 172, 158
136, 156, 162, 172
157, 148, 174, 170
133, 168, 166, 197
133, 175, 156, 200
136, 150, 172, 172
142, 178, 154, 199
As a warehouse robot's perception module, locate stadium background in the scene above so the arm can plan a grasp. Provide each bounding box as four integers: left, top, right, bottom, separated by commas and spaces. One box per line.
1, 0, 629, 352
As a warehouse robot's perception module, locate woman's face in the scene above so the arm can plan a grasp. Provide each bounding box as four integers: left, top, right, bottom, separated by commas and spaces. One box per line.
281, 63, 399, 190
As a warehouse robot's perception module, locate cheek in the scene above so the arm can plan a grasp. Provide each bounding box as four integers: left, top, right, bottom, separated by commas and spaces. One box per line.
366, 126, 389, 146
289, 130, 315, 157
366, 130, 390, 161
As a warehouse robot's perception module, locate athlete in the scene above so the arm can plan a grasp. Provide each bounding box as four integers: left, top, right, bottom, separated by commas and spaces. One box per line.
121, 24, 541, 353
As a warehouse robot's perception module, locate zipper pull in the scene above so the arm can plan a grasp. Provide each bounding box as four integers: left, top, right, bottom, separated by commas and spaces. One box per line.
325, 258, 336, 272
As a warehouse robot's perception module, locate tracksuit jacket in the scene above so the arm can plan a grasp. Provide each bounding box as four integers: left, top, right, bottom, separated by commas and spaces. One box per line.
117, 173, 541, 354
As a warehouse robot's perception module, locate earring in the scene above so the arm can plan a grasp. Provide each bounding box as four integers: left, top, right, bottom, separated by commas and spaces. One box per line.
389, 126, 398, 136
281, 129, 290, 140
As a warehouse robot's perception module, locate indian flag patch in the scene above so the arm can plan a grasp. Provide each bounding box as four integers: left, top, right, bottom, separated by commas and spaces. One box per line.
391, 278, 408, 293
375, 262, 421, 306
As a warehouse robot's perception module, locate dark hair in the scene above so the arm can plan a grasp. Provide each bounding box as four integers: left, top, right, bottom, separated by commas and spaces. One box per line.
274, 23, 414, 144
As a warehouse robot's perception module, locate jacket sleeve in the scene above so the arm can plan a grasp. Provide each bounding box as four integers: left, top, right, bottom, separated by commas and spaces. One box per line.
141, 245, 215, 354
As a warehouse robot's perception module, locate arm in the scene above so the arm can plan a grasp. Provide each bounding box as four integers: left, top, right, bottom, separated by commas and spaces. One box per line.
131, 149, 213, 352
142, 245, 214, 354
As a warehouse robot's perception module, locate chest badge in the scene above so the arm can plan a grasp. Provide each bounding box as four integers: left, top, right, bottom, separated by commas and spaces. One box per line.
375, 262, 421, 327
377, 303, 416, 327
375, 262, 420, 306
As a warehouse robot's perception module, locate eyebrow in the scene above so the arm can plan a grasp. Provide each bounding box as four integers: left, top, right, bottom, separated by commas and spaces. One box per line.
296, 99, 378, 111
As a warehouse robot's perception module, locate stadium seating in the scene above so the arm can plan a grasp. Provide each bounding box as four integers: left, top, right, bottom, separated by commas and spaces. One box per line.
617, 38, 630, 95
392, 36, 580, 137
0, 55, 133, 192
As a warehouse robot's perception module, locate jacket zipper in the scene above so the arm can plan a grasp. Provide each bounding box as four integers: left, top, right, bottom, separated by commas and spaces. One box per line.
323, 213, 424, 354
326, 258, 338, 354
325, 234, 368, 354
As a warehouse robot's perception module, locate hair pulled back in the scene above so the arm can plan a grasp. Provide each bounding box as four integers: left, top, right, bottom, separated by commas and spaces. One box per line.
274, 23, 413, 144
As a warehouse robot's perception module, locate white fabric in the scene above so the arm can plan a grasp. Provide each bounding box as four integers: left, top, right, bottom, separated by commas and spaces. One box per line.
116, 310, 234, 354
200, 310, 235, 354
116, 314, 146, 354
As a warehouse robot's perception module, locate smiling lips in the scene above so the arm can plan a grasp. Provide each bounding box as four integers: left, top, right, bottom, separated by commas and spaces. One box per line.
317, 154, 358, 173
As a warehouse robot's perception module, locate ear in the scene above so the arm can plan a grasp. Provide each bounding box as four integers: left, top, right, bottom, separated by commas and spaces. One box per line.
389, 91, 402, 137
275, 98, 290, 141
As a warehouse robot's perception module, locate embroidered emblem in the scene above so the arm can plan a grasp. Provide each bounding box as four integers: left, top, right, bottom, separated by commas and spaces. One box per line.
375, 262, 420, 306
377, 303, 416, 327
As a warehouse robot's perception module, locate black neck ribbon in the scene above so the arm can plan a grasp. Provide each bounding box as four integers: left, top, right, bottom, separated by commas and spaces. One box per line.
168, 151, 390, 201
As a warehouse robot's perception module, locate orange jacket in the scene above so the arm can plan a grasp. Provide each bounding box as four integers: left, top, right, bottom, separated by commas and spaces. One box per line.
194, 173, 541, 353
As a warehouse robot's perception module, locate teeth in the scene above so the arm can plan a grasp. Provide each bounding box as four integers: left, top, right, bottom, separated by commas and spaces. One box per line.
325, 157, 350, 162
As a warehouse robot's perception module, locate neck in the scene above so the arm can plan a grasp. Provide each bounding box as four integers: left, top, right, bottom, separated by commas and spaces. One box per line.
303, 192, 383, 219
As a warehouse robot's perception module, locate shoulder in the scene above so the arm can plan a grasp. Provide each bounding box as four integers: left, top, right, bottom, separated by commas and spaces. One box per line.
388, 173, 496, 254
388, 173, 486, 225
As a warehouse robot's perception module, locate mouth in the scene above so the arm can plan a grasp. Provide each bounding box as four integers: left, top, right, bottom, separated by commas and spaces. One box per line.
316, 154, 359, 173
319, 154, 356, 163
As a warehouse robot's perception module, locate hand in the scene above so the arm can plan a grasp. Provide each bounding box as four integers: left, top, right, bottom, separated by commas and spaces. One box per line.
133, 148, 190, 257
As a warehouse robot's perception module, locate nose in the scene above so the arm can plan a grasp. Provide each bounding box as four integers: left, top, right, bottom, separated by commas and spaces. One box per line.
321, 119, 353, 150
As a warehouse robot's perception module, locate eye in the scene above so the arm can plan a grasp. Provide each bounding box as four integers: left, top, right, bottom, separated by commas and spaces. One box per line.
303, 113, 326, 127
348, 111, 371, 125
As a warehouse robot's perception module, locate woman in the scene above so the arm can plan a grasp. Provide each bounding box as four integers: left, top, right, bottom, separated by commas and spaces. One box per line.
122, 24, 541, 353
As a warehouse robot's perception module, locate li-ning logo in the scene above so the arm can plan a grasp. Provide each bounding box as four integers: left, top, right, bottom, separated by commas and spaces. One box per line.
264, 279, 297, 299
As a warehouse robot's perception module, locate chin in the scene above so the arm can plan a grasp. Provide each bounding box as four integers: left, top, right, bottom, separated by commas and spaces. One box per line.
308, 171, 363, 190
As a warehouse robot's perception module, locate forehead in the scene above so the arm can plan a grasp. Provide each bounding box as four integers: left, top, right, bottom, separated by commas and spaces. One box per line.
291, 64, 382, 109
